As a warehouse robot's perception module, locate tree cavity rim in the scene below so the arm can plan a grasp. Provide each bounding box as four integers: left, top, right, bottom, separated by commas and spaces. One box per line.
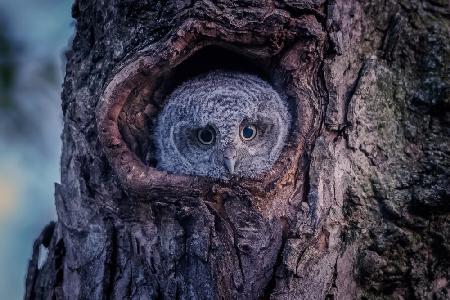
96, 18, 324, 197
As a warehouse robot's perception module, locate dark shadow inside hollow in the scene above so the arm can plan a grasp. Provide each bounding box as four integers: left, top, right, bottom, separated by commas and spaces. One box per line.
169, 45, 271, 90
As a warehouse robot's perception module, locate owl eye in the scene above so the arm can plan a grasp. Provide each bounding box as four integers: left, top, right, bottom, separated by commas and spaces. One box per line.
240, 125, 257, 141
197, 127, 215, 145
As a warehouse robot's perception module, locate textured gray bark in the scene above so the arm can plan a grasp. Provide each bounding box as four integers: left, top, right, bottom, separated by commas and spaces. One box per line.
25, 0, 449, 299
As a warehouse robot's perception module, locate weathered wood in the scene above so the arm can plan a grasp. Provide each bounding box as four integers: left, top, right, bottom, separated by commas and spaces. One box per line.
25, 0, 449, 299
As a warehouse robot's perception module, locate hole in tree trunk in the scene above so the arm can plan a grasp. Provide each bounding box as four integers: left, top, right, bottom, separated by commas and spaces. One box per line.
120, 45, 276, 169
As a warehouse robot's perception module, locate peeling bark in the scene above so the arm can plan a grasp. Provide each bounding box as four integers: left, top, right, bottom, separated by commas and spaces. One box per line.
25, 0, 449, 299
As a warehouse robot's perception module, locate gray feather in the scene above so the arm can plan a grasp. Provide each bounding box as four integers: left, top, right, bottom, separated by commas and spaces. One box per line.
154, 71, 291, 180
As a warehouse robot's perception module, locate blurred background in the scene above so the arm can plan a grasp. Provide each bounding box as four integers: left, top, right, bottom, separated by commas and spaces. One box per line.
0, 1, 73, 298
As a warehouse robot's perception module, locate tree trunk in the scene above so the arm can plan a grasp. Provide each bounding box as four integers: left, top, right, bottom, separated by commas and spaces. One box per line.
25, 0, 449, 299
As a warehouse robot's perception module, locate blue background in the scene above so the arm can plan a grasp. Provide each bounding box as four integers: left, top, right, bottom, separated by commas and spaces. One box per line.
0, 1, 73, 298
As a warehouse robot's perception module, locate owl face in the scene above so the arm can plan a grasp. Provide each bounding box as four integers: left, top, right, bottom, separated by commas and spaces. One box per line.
155, 71, 291, 180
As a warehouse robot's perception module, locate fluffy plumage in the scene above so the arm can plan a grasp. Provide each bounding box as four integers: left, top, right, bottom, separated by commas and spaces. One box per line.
154, 71, 291, 180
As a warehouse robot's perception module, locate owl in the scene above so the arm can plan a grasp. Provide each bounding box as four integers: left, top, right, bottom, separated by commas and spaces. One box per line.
154, 71, 291, 180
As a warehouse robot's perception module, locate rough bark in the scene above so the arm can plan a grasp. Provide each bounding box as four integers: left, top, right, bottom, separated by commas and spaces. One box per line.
25, 0, 449, 299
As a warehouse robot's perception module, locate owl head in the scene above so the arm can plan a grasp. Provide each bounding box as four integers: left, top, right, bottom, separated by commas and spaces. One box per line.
154, 71, 291, 180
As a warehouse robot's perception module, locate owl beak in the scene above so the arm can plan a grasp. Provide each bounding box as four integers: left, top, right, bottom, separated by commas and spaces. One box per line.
224, 158, 236, 174
224, 148, 237, 174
